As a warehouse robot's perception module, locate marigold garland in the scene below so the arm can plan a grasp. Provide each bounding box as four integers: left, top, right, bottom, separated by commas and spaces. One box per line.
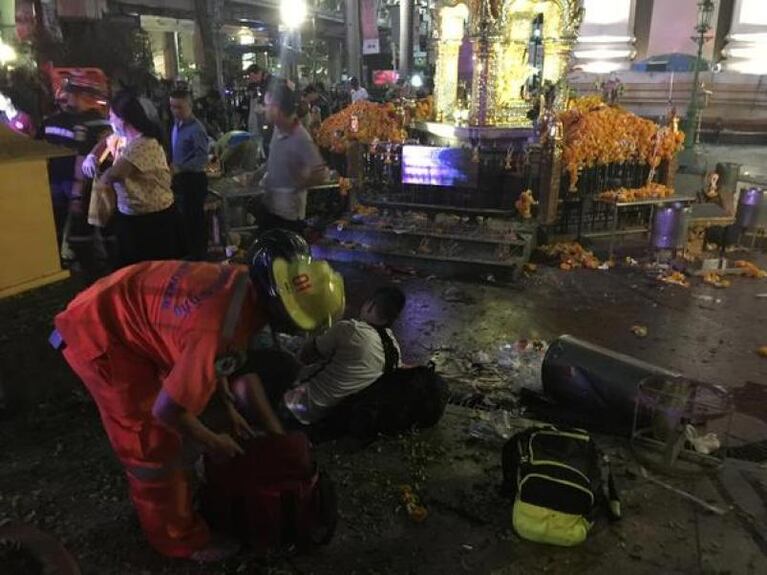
561, 98, 685, 189
316, 101, 407, 153
598, 183, 674, 203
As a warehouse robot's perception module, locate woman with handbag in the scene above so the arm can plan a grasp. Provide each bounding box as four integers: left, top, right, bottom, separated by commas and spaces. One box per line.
96, 90, 182, 267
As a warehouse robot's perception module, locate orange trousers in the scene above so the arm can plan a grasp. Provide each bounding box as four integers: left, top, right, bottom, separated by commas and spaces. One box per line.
63, 346, 210, 558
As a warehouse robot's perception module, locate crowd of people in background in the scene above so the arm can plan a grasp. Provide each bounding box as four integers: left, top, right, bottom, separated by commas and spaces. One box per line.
0, 64, 432, 280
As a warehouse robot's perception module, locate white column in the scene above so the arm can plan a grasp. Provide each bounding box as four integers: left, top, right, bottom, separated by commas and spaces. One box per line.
722, 0, 767, 74
574, 0, 636, 73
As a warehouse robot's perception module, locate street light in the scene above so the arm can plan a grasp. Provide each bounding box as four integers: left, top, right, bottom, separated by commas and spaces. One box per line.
280, 0, 307, 30
684, 0, 716, 150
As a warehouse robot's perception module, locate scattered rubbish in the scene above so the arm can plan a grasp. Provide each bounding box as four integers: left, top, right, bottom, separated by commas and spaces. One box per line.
468, 409, 515, 442
657, 271, 690, 288
495, 339, 548, 392
625, 257, 639, 267
693, 294, 714, 302
472, 351, 493, 366
485, 274, 496, 283
400, 485, 428, 523
639, 467, 727, 515
631, 325, 648, 338
646, 262, 670, 272
539, 242, 601, 270
523, 263, 537, 273
442, 287, 475, 304
735, 260, 767, 279
756, 293, 767, 299
598, 262, 612, 270
684, 425, 720, 455
758, 346, 767, 359
461, 544, 474, 551
702, 272, 731, 289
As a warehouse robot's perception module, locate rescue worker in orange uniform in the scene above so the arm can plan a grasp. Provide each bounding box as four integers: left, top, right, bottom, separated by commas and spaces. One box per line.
52, 230, 344, 561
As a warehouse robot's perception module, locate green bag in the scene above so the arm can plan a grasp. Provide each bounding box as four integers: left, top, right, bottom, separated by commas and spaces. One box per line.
501, 425, 621, 546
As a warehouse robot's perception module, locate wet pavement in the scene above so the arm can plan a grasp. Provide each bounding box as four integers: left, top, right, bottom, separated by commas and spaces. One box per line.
1, 248, 766, 574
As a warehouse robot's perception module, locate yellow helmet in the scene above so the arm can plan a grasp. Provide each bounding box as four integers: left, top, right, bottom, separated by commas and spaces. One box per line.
271, 256, 345, 331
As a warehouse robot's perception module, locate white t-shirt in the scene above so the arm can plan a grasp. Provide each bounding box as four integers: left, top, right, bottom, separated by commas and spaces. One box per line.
283, 320, 402, 424
351, 87, 369, 102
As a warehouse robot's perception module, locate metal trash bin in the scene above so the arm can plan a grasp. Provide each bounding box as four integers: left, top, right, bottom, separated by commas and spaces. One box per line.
541, 335, 680, 431
651, 203, 690, 250
632, 376, 732, 476
736, 187, 765, 230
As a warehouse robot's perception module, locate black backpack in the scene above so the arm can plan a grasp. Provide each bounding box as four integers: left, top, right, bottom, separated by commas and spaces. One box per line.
345, 362, 450, 438
501, 425, 621, 546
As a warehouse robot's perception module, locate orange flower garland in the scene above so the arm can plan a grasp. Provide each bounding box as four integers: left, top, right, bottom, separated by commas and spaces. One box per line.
561, 98, 685, 190
316, 101, 406, 153
598, 183, 674, 203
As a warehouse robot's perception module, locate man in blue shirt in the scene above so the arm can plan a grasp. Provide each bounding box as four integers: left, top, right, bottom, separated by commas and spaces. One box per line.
170, 89, 210, 260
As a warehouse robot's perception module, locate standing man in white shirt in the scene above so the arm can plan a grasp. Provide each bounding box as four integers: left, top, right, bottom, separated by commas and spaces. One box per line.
349, 77, 369, 103
259, 79, 328, 235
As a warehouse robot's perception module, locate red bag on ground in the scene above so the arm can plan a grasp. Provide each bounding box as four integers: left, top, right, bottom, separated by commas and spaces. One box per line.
199, 432, 337, 552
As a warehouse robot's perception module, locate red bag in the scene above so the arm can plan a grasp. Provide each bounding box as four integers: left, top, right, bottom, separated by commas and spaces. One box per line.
199, 432, 337, 552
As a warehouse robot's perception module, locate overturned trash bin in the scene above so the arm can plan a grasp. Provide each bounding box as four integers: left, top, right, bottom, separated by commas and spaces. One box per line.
541, 335, 680, 433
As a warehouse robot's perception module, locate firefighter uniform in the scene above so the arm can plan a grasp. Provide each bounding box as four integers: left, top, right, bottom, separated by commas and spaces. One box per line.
55, 260, 267, 557
40, 108, 109, 258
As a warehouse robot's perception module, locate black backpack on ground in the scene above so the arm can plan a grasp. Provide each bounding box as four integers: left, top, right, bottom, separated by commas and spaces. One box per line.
344, 362, 450, 439
325, 325, 449, 439
501, 425, 621, 546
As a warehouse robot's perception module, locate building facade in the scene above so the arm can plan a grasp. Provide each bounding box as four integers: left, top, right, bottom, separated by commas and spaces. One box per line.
574, 0, 767, 74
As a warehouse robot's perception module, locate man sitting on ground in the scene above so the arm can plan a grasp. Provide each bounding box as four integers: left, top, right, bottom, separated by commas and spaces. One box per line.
232, 286, 406, 427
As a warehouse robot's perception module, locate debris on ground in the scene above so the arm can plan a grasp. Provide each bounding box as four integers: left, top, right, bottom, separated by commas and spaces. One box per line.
467, 409, 515, 442
539, 242, 601, 270
639, 467, 727, 515
758, 346, 767, 358
693, 294, 715, 302
735, 260, 767, 279
625, 257, 639, 267
684, 424, 721, 455
703, 272, 731, 288
522, 263, 537, 274
495, 339, 548, 392
399, 486, 428, 523
657, 270, 690, 288
442, 287, 475, 304
631, 325, 648, 338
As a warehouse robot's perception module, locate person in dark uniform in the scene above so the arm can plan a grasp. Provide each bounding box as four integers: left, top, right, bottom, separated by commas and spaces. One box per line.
39, 79, 110, 262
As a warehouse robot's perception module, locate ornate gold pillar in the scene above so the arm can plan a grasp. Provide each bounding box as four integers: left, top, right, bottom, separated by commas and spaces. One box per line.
433, 39, 463, 122
469, 34, 500, 126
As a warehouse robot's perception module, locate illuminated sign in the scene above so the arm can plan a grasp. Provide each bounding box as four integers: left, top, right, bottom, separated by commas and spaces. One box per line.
401, 146, 478, 188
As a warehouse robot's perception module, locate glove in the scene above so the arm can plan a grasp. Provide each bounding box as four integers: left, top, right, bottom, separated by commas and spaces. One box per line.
81, 154, 98, 179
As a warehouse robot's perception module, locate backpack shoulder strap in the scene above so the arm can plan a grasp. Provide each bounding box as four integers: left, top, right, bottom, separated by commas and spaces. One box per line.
371, 325, 400, 374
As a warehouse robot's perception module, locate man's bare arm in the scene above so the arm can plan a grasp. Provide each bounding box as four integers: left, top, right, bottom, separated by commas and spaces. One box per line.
230, 373, 285, 435
152, 389, 244, 457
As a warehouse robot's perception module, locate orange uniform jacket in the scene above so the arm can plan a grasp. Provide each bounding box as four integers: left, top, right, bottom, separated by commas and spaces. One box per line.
55, 260, 267, 557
